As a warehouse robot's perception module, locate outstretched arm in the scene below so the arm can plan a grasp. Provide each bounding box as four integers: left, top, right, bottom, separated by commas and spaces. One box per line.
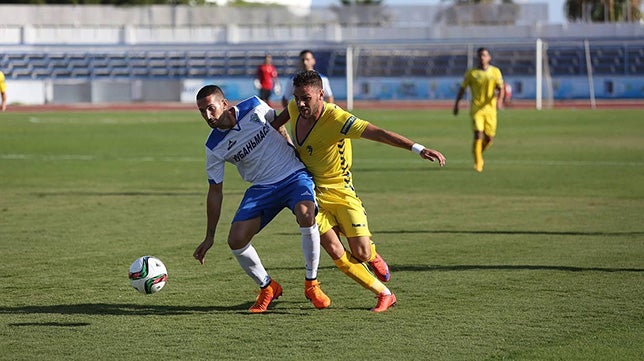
271, 108, 293, 144
361, 124, 446, 166
272, 108, 290, 129
193, 182, 223, 265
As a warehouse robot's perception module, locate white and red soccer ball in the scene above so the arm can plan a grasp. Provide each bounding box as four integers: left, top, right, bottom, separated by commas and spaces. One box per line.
128, 256, 168, 294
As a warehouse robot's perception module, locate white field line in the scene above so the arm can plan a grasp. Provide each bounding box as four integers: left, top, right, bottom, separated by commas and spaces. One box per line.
354, 158, 644, 167
0, 154, 202, 162
2, 154, 643, 167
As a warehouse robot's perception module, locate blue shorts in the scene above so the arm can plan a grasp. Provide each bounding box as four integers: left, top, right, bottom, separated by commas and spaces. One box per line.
233, 169, 317, 231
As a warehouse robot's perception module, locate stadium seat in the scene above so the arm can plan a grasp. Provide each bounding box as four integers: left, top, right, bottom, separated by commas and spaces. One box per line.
0, 43, 639, 81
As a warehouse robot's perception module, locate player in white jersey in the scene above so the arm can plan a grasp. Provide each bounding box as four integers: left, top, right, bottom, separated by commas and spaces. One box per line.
192, 85, 330, 313
281, 49, 334, 108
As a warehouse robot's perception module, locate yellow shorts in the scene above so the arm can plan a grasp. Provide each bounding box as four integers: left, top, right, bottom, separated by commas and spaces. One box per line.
315, 186, 372, 238
472, 110, 497, 137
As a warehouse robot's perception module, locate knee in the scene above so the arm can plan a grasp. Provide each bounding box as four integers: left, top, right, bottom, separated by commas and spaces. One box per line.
352, 249, 371, 263
294, 201, 316, 227
348, 238, 373, 262
296, 213, 316, 227
320, 231, 345, 259
349, 247, 371, 263
228, 237, 247, 251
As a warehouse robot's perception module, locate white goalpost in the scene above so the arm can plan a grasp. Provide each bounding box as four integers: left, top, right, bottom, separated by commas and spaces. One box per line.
536, 38, 555, 110
346, 45, 354, 111
344, 40, 559, 111
584, 39, 597, 109
536, 39, 543, 110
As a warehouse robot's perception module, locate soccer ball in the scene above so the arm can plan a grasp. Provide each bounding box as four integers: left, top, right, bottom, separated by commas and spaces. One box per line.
128, 256, 168, 294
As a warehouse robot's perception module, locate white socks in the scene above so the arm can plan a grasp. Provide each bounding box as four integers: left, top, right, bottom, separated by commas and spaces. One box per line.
231, 243, 270, 288
300, 224, 321, 280
231, 223, 320, 286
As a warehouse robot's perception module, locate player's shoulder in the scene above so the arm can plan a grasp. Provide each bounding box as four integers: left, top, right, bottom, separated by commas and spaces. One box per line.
237, 96, 270, 115
322, 102, 347, 118
464, 68, 477, 77
205, 128, 228, 151
322, 103, 363, 128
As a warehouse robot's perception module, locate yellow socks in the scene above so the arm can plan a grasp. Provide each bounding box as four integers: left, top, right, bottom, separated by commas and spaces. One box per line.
333, 251, 386, 295
368, 241, 377, 263
473, 139, 483, 172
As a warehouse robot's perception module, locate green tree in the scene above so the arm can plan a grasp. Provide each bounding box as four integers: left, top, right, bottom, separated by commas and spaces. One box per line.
7, 1, 206, 4
565, 0, 642, 22
443, 0, 514, 3
339, 0, 383, 4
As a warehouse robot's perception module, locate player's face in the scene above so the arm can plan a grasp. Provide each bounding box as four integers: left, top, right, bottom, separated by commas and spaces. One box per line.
293, 84, 324, 121
197, 94, 235, 130
478, 50, 491, 68
300, 53, 316, 71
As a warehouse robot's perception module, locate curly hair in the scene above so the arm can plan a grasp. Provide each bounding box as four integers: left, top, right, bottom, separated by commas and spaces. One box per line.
292, 70, 323, 89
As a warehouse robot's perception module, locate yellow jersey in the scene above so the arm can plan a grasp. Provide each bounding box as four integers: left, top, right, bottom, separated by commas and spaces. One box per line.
287, 101, 369, 189
0, 71, 6, 93
461, 65, 503, 114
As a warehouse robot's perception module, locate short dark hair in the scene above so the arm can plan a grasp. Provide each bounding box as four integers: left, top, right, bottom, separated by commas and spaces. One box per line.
293, 70, 323, 89
477, 47, 490, 56
196, 85, 224, 101
299, 49, 314, 58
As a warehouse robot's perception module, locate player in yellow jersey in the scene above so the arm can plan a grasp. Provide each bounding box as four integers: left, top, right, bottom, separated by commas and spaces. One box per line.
0, 70, 7, 112
273, 70, 446, 312
453, 47, 505, 172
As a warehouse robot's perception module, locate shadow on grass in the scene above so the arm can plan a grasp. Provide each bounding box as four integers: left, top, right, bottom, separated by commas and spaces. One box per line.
34, 191, 207, 197
9, 322, 91, 327
1, 301, 317, 317
0, 302, 251, 316
391, 264, 644, 273
276, 229, 643, 237
376, 229, 644, 237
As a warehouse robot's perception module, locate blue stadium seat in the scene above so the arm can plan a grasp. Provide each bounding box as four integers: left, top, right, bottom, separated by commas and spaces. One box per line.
1, 44, 640, 80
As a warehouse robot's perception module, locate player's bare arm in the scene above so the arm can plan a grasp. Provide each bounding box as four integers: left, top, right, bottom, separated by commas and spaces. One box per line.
453, 86, 466, 115
269, 109, 293, 144
193, 182, 224, 265
272, 108, 291, 129
496, 83, 505, 110
361, 124, 446, 166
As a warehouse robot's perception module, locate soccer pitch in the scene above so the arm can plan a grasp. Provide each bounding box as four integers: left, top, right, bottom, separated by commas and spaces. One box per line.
0, 107, 642, 360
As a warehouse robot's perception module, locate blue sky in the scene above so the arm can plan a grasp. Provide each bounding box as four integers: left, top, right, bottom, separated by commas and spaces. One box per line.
313, 0, 567, 24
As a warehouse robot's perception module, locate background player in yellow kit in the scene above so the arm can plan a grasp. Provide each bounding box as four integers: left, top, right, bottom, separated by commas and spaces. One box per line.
0, 70, 7, 112
453, 47, 504, 172
274, 70, 446, 312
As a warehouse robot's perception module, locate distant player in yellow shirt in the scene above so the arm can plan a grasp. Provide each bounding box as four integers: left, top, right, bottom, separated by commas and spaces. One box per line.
274, 70, 446, 312
453, 47, 504, 172
0, 70, 7, 112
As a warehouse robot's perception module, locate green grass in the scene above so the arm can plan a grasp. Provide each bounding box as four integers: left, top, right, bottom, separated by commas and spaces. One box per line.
1, 107, 643, 361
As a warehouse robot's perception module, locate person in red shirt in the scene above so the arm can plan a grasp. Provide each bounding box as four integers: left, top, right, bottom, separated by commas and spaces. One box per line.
255, 55, 279, 106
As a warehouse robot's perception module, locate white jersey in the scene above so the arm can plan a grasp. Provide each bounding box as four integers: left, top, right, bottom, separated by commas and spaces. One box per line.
205, 96, 305, 185
281, 72, 333, 102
